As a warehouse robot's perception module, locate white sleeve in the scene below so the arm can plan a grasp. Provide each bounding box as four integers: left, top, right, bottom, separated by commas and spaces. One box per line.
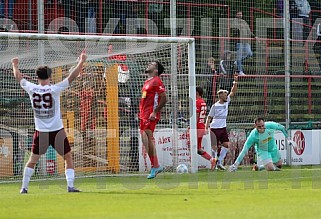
20, 79, 33, 94
53, 78, 70, 93
208, 104, 215, 117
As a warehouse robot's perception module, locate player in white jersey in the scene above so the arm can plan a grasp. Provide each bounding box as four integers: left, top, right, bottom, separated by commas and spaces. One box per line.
12, 52, 87, 194
205, 75, 238, 170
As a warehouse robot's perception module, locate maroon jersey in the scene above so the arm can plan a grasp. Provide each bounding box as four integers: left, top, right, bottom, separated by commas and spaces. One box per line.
196, 97, 207, 130
139, 76, 166, 120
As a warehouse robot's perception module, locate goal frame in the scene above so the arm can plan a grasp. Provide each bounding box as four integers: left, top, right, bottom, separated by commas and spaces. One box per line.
0, 32, 198, 174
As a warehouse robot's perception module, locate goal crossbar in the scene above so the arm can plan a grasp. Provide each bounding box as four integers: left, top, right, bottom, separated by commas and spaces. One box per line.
0, 32, 195, 44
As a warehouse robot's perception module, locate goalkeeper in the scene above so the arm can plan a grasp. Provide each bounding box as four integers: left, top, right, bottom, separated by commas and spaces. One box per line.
229, 117, 294, 172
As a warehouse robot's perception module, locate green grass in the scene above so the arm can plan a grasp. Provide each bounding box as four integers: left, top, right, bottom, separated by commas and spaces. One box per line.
1, 166, 321, 219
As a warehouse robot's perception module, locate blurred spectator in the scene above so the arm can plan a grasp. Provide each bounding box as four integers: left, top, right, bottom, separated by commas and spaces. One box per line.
232, 10, 255, 75
276, 0, 299, 18
276, 0, 300, 39
204, 57, 218, 107
61, 0, 74, 32
293, 0, 311, 40
316, 23, 321, 71
220, 51, 236, 76
0, 0, 14, 19
308, 0, 320, 27
87, 0, 97, 33
207, 57, 218, 75
219, 50, 236, 92
71, 0, 97, 34
276, 0, 284, 17
148, 0, 164, 35
74, 0, 89, 33
114, 0, 138, 34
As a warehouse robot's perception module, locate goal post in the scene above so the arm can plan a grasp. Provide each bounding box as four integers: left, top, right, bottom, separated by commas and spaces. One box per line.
0, 32, 199, 181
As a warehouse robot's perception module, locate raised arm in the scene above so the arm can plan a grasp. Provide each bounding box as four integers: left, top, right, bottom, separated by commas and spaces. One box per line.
11, 58, 23, 83
229, 74, 238, 97
67, 53, 87, 84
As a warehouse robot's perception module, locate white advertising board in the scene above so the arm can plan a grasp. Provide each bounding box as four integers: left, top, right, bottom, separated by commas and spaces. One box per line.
138, 128, 212, 172
290, 130, 320, 165
274, 130, 320, 165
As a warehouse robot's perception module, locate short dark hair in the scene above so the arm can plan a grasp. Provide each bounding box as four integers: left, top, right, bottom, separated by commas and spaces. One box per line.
196, 87, 204, 97
155, 61, 164, 75
254, 117, 265, 124
36, 66, 52, 80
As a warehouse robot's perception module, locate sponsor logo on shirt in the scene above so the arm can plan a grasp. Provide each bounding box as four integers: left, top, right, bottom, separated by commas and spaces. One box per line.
142, 91, 147, 98
261, 136, 272, 144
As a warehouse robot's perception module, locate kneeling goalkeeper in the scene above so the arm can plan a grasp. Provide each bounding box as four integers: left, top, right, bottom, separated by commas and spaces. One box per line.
229, 117, 295, 172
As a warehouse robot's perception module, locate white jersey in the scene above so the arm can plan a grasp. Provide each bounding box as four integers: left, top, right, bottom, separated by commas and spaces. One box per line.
20, 78, 70, 132
208, 96, 231, 129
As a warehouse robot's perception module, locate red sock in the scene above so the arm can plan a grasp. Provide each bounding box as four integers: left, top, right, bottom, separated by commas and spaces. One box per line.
201, 152, 212, 161
149, 155, 159, 168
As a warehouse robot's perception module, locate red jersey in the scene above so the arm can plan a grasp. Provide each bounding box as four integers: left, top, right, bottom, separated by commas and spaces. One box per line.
196, 97, 207, 129
139, 76, 166, 120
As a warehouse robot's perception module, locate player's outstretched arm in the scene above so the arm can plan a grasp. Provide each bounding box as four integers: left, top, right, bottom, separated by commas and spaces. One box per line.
229, 74, 238, 97
67, 53, 87, 84
229, 132, 255, 172
11, 57, 23, 83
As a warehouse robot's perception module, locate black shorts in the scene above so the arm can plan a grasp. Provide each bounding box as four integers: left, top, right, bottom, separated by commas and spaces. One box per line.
210, 127, 229, 146
32, 128, 71, 155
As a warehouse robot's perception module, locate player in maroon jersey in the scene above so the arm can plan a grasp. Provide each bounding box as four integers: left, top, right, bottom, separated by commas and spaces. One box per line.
195, 87, 217, 170
139, 61, 167, 179
12, 53, 87, 193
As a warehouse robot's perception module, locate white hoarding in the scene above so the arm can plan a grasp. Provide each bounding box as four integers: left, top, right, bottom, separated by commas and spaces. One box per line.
290, 130, 320, 165
139, 128, 212, 172
275, 130, 321, 165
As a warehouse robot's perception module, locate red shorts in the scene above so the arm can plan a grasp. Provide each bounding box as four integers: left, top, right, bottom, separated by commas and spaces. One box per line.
196, 128, 205, 150
32, 128, 71, 155
187, 128, 205, 149
140, 119, 158, 133
210, 127, 229, 146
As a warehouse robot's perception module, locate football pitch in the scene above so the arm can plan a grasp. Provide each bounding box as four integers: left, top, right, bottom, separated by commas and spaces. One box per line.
1, 166, 321, 219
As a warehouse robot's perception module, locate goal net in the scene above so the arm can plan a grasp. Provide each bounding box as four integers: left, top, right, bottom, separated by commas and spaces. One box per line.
0, 32, 202, 182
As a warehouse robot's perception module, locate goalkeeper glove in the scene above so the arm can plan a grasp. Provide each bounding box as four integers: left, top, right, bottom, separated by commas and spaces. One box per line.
228, 164, 238, 172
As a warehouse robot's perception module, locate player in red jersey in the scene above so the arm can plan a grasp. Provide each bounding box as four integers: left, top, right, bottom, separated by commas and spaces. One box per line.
195, 87, 217, 170
139, 61, 167, 179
